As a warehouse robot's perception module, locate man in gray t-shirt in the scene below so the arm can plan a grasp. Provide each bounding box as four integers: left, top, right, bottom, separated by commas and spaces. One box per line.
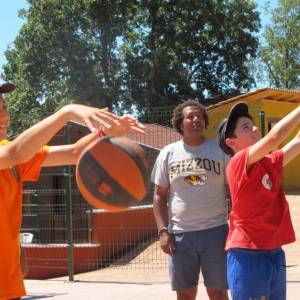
152, 100, 229, 300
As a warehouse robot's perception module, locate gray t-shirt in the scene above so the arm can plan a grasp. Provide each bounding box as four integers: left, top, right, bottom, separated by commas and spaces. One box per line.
152, 139, 229, 233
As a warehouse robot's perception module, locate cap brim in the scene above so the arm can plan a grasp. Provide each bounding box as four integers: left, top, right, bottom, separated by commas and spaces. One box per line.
0, 83, 16, 94
217, 119, 232, 155
223, 102, 249, 135
216, 102, 249, 156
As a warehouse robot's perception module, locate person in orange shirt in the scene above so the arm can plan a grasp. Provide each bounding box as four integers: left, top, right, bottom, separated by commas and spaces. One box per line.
0, 82, 145, 300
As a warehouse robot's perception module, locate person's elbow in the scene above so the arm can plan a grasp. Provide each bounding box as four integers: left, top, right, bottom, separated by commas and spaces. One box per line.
59, 143, 82, 163
153, 185, 168, 205
264, 130, 282, 151
8, 145, 33, 165
64, 145, 81, 165
269, 125, 293, 148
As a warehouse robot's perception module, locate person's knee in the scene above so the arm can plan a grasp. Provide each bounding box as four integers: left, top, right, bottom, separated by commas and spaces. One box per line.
176, 287, 197, 300
206, 288, 229, 300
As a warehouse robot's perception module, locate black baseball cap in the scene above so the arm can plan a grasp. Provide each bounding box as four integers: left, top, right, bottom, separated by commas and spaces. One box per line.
0, 83, 16, 107
217, 102, 249, 155
0, 82, 16, 94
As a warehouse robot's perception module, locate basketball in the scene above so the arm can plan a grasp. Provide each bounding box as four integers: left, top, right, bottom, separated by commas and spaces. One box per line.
76, 136, 149, 211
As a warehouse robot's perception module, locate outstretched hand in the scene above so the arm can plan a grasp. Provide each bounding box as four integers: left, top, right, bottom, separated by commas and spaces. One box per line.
104, 114, 145, 136
63, 105, 145, 135
63, 104, 121, 132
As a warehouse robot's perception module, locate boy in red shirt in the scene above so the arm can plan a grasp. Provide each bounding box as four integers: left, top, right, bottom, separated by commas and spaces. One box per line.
0, 82, 145, 299
217, 102, 300, 300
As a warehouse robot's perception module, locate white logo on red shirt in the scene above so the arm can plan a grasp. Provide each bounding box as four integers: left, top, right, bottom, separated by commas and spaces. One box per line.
262, 174, 272, 190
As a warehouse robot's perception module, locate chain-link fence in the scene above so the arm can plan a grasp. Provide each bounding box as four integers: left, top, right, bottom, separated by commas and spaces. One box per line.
20, 103, 272, 281
21, 114, 180, 281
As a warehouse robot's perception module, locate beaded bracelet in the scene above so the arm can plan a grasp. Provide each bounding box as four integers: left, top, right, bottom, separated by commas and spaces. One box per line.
98, 127, 106, 137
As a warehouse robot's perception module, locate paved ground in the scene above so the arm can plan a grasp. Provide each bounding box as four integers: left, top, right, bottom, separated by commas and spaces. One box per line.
24, 193, 300, 299
23, 279, 300, 300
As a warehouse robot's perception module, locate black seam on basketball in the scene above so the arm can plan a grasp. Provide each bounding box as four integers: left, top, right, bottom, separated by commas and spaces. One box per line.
78, 152, 139, 207
110, 138, 149, 187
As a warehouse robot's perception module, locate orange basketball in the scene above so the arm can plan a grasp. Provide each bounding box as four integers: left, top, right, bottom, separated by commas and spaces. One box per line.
76, 136, 149, 211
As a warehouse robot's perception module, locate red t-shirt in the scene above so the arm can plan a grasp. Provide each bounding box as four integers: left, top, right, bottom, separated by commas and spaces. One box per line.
225, 147, 295, 250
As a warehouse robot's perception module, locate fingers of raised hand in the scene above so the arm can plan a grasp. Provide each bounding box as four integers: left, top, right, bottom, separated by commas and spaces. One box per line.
119, 115, 145, 132
86, 109, 121, 132
130, 125, 146, 134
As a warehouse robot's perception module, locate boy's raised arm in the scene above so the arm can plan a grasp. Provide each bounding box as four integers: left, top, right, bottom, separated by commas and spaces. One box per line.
282, 129, 300, 166
42, 113, 146, 167
248, 104, 300, 167
0, 104, 121, 169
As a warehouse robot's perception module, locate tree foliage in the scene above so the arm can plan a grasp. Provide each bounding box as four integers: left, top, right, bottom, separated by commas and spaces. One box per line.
259, 0, 300, 89
2, 0, 260, 133
121, 0, 260, 116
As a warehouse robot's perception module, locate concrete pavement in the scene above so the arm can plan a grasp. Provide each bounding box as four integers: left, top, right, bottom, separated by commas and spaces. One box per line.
24, 279, 300, 300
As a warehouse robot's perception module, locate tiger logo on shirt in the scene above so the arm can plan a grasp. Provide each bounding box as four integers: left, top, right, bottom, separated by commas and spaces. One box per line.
184, 172, 207, 186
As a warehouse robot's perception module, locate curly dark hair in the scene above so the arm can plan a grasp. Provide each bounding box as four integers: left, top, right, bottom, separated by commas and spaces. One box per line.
171, 99, 209, 134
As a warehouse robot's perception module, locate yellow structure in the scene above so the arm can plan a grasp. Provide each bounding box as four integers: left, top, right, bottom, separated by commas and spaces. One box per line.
206, 88, 300, 190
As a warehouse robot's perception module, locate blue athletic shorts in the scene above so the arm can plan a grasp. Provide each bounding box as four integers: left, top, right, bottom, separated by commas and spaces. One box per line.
169, 224, 228, 291
227, 248, 286, 300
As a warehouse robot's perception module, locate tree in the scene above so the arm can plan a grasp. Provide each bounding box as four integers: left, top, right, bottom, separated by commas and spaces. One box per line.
3, 0, 134, 134
2, 0, 260, 133
120, 0, 260, 116
259, 0, 300, 89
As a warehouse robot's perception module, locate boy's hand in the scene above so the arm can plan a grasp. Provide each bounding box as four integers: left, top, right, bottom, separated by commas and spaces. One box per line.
62, 104, 122, 132
62, 104, 145, 135
104, 114, 145, 136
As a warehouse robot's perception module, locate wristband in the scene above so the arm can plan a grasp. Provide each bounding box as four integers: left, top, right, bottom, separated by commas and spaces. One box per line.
98, 127, 106, 137
158, 227, 169, 236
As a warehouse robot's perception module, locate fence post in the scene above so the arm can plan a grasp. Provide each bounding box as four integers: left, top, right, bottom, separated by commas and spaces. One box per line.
259, 111, 266, 137
64, 123, 74, 281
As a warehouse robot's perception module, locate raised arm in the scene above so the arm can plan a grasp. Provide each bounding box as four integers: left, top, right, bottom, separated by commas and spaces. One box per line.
248, 105, 300, 167
42, 114, 146, 167
0, 104, 122, 169
282, 129, 300, 167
